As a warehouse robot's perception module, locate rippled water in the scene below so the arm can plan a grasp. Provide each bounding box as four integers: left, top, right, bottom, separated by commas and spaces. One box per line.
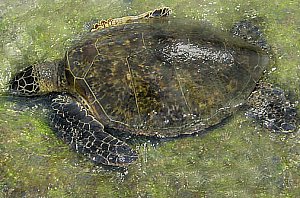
0, 0, 299, 197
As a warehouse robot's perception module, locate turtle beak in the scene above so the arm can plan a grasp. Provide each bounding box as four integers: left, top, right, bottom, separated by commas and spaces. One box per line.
10, 66, 40, 96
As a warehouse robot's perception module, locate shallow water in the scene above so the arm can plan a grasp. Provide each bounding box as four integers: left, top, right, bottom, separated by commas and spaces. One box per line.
0, 0, 299, 197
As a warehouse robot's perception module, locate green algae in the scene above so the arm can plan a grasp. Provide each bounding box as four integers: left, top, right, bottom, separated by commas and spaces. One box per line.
0, 0, 299, 197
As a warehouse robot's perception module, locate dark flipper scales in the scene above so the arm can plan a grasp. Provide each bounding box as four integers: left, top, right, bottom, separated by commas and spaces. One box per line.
231, 20, 269, 50
50, 94, 138, 166
246, 83, 298, 133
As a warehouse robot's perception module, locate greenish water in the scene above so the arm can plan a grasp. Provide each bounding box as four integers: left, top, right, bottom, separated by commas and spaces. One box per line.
0, 0, 299, 197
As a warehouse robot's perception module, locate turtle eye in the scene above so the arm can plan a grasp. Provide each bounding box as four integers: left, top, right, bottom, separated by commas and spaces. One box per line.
10, 66, 40, 96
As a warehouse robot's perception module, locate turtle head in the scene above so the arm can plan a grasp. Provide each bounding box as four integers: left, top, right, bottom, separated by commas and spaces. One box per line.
10, 61, 65, 96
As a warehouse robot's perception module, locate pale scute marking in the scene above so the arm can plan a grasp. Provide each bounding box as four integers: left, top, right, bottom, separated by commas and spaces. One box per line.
172, 64, 192, 114
125, 57, 142, 124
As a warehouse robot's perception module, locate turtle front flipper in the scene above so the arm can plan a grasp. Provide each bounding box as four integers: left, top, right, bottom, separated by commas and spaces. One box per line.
91, 7, 171, 31
50, 94, 138, 166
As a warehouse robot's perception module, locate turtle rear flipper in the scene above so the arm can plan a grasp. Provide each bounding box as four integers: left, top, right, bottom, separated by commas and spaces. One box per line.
246, 83, 298, 133
91, 7, 171, 31
231, 20, 269, 50
51, 94, 137, 166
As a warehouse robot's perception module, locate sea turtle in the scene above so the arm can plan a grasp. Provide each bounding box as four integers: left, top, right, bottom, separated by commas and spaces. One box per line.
9, 7, 297, 166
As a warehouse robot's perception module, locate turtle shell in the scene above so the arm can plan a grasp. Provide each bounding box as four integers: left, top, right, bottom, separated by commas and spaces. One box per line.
64, 18, 269, 137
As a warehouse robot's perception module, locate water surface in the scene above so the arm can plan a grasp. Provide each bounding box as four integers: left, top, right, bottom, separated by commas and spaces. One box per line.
0, 0, 299, 197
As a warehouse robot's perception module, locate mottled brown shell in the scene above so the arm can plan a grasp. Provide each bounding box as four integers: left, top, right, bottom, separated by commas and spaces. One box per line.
64, 18, 269, 137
